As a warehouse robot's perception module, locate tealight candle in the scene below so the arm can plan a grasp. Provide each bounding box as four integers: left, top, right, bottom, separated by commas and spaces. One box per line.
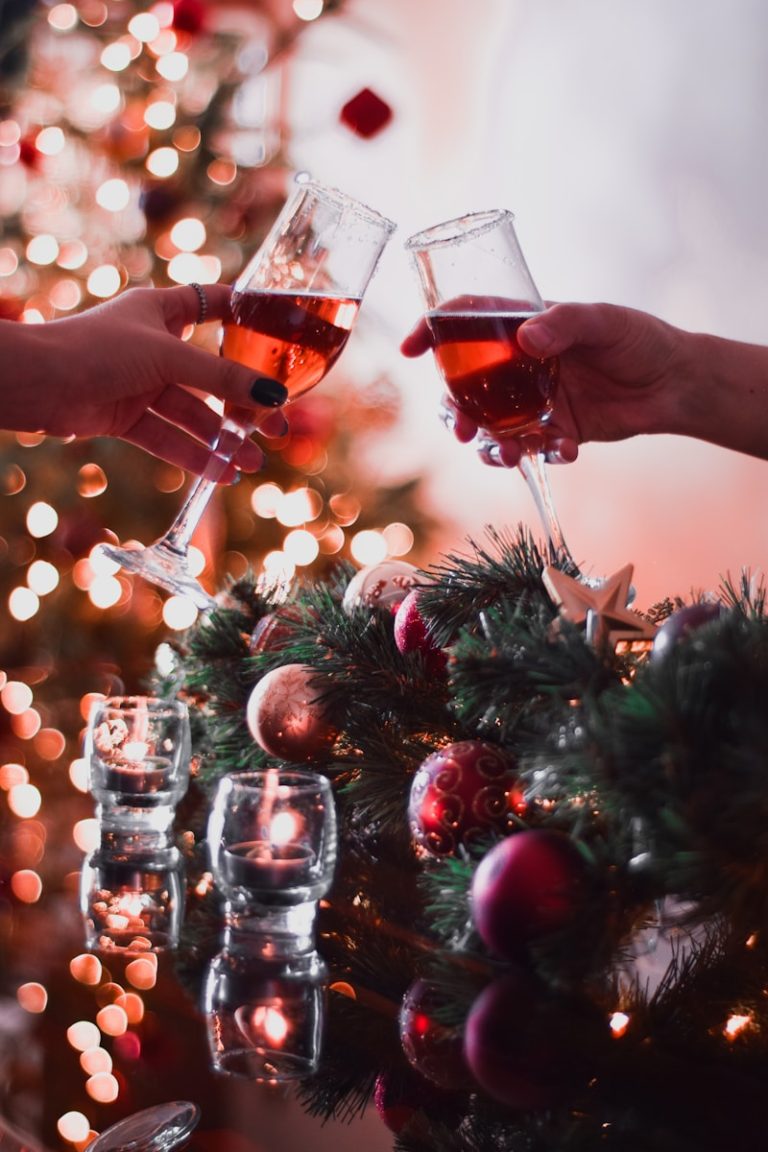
208, 769, 337, 917
222, 841, 316, 894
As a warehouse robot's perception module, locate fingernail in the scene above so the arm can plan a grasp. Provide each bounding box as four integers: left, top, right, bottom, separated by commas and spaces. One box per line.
250, 377, 288, 407
522, 320, 554, 355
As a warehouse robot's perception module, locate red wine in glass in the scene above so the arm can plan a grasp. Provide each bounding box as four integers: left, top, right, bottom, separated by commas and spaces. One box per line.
221, 289, 360, 426
406, 210, 580, 577
98, 179, 395, 609
426, 309, 559, 435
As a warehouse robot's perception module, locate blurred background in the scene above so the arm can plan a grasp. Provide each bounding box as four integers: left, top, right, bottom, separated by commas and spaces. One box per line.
1, 0, 767, 1144
0, 0, 766, 832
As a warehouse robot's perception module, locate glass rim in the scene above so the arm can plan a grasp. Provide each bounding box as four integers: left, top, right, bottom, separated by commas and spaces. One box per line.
91, 695, 188, 717
220, 769, 332, 796
404, 209, 514, 251
291, 173, 397, 235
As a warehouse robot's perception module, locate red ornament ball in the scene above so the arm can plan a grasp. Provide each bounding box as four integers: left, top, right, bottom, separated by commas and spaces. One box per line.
393, 590, 447, 674
463, 969, 609, 1110
373, 1069, 454, 1135
340, 87, 394, 138
471, 830, 586, 957
342, 560, 419, 615
651, 600, 723, 663
398, 979, 469, 1089
408, 741, 523, 857
246, 664, 338, 762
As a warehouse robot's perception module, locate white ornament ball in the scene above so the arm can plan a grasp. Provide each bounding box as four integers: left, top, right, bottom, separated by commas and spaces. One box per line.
342, 560, 420, 615
246, 663, 338, 762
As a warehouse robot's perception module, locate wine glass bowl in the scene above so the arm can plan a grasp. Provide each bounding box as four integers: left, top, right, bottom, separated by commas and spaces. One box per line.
101, 179, 395, 609
405, 210, 580, 577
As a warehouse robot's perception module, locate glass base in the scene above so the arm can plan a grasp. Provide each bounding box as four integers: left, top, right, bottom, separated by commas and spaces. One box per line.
98, 539, 216, 610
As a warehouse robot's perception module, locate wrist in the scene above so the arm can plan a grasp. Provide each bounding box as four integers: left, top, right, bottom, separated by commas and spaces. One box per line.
668, 329, 768, 460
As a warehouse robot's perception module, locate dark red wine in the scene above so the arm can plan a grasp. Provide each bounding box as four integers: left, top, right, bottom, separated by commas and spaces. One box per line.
426, 310, 558, 435
222, 290, 360, 405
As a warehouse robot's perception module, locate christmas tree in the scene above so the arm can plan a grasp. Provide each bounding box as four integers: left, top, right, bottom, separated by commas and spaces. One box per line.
159, 527, 768, 1152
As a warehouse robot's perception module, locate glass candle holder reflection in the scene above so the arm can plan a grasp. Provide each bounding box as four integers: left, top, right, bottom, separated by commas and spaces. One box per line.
80, 835, 185, 953
85, 696, 191, 834
207, 770, 337, 923
204, 924, 327, 1082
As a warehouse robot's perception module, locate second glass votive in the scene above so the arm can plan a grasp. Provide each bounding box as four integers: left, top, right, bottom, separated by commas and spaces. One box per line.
207, 769, 337, 928
85, 696, 191, 834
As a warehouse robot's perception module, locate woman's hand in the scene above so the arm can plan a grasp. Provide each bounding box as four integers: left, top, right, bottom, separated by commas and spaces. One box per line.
0, 284, 289, 479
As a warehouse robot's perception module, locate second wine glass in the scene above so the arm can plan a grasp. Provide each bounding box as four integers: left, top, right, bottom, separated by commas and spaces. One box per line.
405, 210, 581, 578
101, 179, 396, 609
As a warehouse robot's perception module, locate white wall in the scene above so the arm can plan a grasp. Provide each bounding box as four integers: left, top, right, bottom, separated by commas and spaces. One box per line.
286, 0, 768, 607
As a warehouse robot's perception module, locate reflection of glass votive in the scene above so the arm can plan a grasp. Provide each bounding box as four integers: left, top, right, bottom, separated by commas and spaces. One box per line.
85, 696, 190, 833
207, 770, 337, 918
203, 924, 327, 1082
80, 834, 185, 954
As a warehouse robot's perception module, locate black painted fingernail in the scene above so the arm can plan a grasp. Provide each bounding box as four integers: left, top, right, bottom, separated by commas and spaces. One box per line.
250, 377, 288, 406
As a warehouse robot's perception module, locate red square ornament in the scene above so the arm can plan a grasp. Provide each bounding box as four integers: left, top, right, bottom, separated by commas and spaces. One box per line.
339, 88, 393, 139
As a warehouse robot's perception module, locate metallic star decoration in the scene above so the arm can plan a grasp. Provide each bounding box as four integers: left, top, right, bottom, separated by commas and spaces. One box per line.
542, 563, 658, 651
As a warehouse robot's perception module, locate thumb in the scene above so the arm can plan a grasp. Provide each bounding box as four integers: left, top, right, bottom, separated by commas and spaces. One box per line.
518, 303, 631, 357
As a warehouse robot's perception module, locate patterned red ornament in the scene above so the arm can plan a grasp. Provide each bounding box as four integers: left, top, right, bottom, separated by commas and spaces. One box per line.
471, 829, 586, 957
408, 741, 524, 857
393, 590, 447, 674
339, 88, 393, 138
245, 664, 338, 762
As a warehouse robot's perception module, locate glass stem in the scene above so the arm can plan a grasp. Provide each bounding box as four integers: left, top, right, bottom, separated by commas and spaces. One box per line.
160, 415, 250, 555
518, 450, 580, 577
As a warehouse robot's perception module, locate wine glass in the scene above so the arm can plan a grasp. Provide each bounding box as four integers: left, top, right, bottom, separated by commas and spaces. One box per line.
100, 179, 396, 609
405, 210, 581, 578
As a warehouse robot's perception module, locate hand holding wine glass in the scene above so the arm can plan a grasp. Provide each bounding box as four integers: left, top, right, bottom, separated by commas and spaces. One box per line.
404, 210, 581, 577
100, 179, 396, 609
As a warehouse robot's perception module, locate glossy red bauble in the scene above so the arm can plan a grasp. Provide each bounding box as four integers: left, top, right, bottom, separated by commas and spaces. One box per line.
471, 829, 586, 957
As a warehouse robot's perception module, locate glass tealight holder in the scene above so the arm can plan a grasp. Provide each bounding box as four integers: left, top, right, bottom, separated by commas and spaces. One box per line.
207, 769, 337, 935
204, 923, 327, 1082
80, 831, 185, 954
85, 696, 191, 836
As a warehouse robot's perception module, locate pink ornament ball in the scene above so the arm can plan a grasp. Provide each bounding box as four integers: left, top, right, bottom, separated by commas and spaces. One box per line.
246, 663, 338, 762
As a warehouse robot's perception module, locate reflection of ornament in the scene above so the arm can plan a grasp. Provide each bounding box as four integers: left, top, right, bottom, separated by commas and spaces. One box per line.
464, 970, 609, 1110
342, 561, 419, 615
246, 664, 338, 762
408, 741, 523, 857
651, 601, 723, 663
543, 563, 657, 651
398, 979, 468, 1089
340, 88, 394, 138
471, 830, 586, 957
393, 590, 447, 674
249, 606, 309, 656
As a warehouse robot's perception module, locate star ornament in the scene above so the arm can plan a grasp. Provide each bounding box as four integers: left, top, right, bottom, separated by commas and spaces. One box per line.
542, 564, 658, 652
